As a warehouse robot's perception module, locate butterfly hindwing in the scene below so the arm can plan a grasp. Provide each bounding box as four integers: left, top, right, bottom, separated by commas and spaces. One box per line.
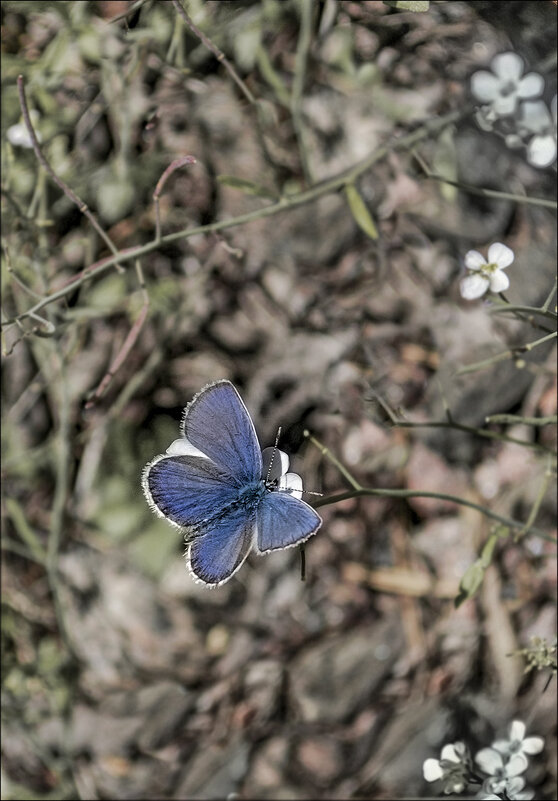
256, 490, 322, 553
188, 506, 256, 586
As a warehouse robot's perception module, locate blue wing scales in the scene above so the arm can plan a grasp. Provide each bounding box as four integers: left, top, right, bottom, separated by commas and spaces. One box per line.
180, 380, 262, 485
188, 507, 256, 586
143, 455, 237, 530
255, 491, 322, 553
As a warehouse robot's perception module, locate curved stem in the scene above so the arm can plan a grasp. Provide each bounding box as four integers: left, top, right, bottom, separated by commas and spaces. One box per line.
490, 303, 557, 322
370, 391, 554, 453
291, 0, 314, 184
3, 107, 466, 328
412, 150, 557, 209
153, 155, 196, 242
485, 413, 557, 426
304, 431, 362, 490
457, 331, 557, 376
314, 488, 554, 542
171, 0, 256, 105
306, 432, 554, 542
17, 75, 123, 270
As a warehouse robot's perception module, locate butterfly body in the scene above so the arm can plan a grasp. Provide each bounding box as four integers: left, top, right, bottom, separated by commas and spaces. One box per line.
191, 480, 267, 535
142, 380, 322, 586
235, 480, 268, 509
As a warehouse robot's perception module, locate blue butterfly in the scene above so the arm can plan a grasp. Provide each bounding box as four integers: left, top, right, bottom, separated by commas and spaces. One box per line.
142, 380, 322, 586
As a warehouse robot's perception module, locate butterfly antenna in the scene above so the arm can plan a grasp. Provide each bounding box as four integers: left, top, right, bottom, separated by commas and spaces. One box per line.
265, 426, 282, 483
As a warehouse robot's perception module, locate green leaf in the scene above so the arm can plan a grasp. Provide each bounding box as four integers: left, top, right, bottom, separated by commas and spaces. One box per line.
433, 126, 458, 202
454, 560, 485, 607
454, 532, 500, 607
344, 183, 379, 240
383, 1, 430, 11
217, 175, 278, 200
479, 531, 500, 566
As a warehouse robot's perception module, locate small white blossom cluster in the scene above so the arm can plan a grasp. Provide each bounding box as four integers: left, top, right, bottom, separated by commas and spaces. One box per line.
423, 720, 545, 799
471, 51, 556, 168
460, 242, 514, 301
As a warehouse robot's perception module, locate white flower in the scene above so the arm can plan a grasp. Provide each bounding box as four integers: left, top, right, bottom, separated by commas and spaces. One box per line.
460, 242, 514, 300
475, 747, 528, 794
6, 110, 41, 148
423, 742, 469, 793
479, 777, 535, 800
506, 779, 535, 800
492, 720, 545, 760
480, 775, 535, 800
519, 96, 557, 168
262, 447, 303, 498
166, 439, 304, 498
471, 52, 544, 116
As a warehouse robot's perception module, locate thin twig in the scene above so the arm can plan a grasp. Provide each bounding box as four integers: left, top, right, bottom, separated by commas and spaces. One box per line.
489, 303, 557, 322
47, 352, 70, 573
2, 107, 466, 329
412, 149, 557, 210
291, 0, 314, 183
17, 75, 124, 271
387, 418, 552, 452
304, 430, 362, 490
44, 346, 76, 653
1, 537, 45, 564
4, 497, 48, 564
7, 267, 44, 300
256, 44, 290, 107
27, 312, 56, 336
106, 347, 162, 422
515, 458, 553, 541
491, 292, 556, 337
495, 292, 554, 332
85, 260, 149, 409
169, 0, 300, 172
313, 488, 553, 542
108, 0, 150, 24
153, 155, 196, 242
3, 241, 45, 300
171, 0, 256, 105
457, 331, 557, 376
2, 311, 56, 355
485, 413, 557, 426
305, 432, 554, 542
370, 390, 554, 453
542, 277, 558, 313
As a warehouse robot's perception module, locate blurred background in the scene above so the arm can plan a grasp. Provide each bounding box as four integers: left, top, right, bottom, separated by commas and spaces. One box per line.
1, 1, 556, 798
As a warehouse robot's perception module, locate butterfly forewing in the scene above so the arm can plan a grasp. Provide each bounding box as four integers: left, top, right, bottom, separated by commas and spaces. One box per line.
181, 381, 262, 485
188, 507, 256, 585
143, 454, 237, 529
